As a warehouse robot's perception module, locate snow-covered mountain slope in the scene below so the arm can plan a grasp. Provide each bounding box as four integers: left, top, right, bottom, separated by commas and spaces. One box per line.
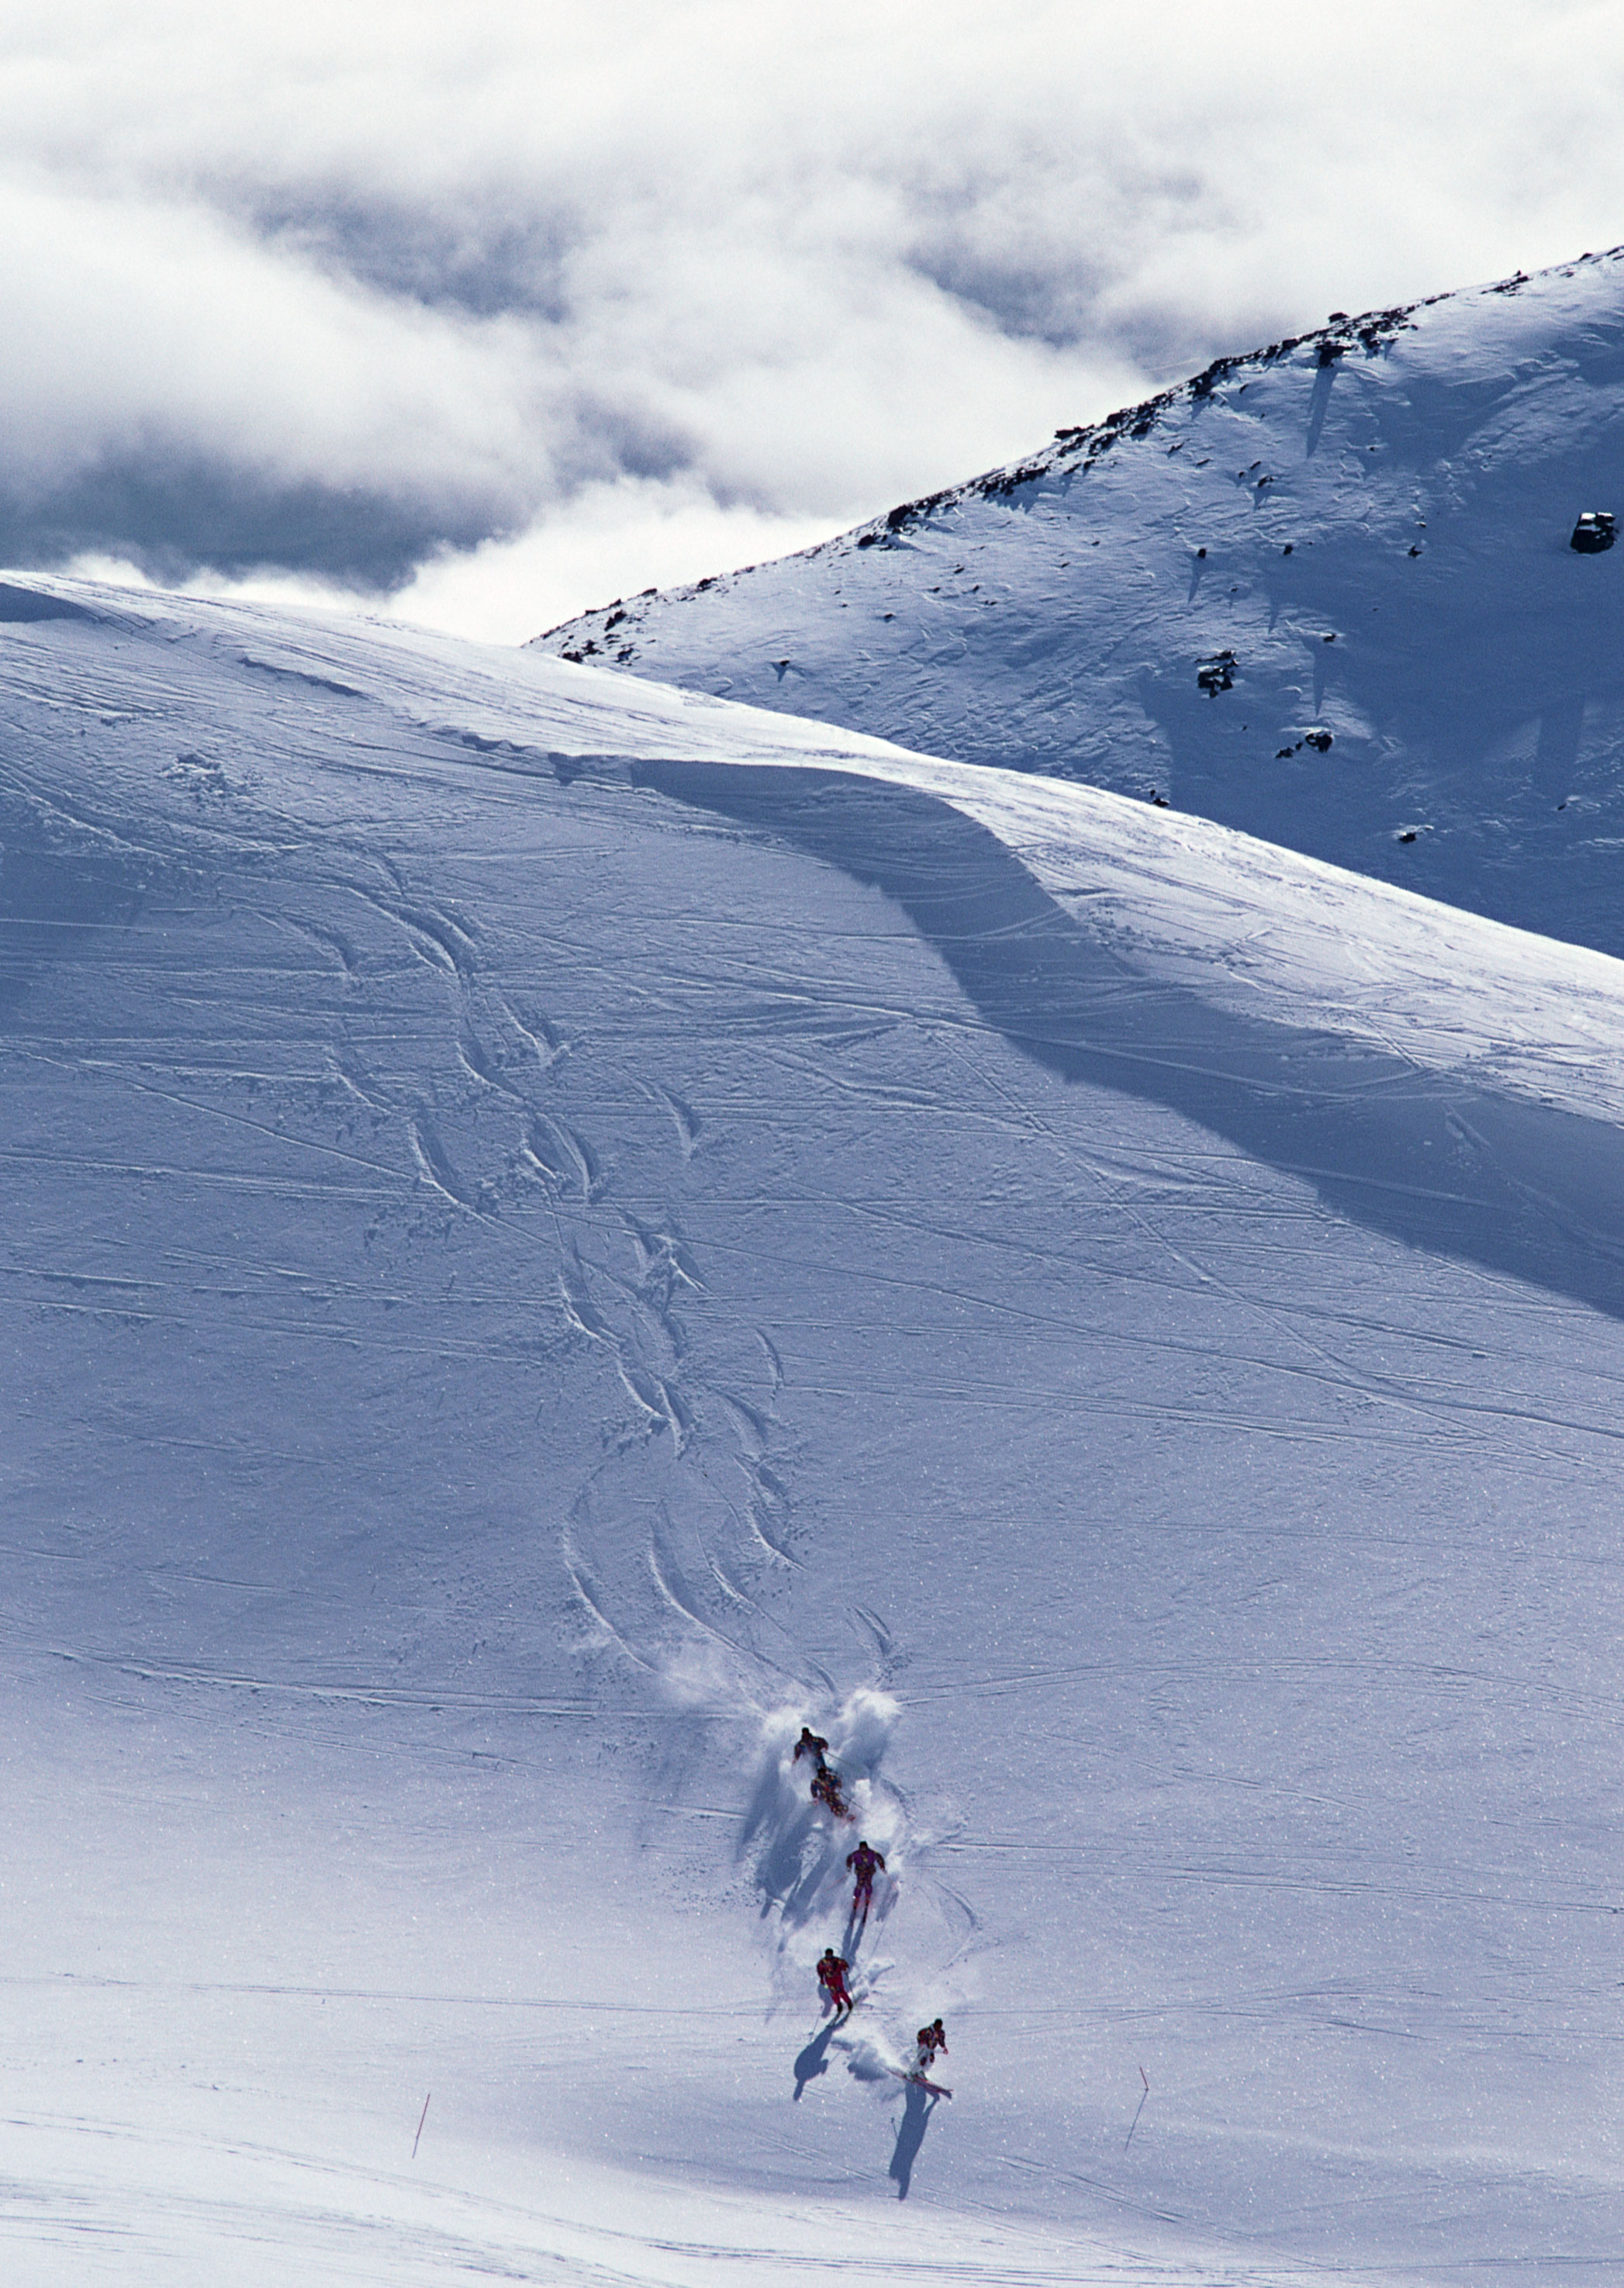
6, 575, 1624, 2283
534, 247, 1624, 957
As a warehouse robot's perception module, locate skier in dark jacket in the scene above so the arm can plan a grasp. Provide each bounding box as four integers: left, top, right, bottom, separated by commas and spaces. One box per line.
847, 1839, 886, 1916
915, 2018, 947, 2072
817, 1948, 854, 2017
793, 1726, 829, 1771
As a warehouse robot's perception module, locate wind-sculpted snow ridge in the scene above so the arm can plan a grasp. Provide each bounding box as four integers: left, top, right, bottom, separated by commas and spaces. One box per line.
534, 244, 1624, 962
11, 575, 1624, 2281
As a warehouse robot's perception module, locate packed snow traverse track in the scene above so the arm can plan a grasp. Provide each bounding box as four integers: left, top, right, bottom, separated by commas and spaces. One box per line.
4, 573, 1624, 2283
539, 244, 1624, 961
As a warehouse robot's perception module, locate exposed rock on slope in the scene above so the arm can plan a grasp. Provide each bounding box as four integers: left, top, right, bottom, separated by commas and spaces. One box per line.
534, 248, 1624, 955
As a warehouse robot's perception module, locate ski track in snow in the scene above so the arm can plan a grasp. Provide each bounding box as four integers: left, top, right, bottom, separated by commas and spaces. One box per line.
4, 574, 1624, 2279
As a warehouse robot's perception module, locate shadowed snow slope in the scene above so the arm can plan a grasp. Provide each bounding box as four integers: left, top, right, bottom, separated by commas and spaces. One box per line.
536, 245, 1624, 959
4, 575, 1624, 2283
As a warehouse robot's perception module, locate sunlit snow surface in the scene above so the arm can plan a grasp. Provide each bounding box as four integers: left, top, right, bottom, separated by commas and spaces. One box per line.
3, 577, 1624, 2283
539, 246, 1624, 960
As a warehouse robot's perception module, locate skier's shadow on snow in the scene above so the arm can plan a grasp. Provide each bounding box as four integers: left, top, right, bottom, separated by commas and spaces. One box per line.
634, 759, 1624, 1326
888, 2079, 938, 2199
738, 1786, 844, 1930
792, 2022, 836, 2100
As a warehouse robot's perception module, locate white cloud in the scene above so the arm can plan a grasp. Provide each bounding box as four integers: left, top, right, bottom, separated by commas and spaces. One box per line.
3, 0, 1622, 631
391, 482, 844, 645
0, 176, 540, 491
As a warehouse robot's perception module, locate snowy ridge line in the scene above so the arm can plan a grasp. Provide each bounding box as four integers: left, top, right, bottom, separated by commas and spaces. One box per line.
537, 244, 1624, 650
627, 755, 1624, 1327
529, 240, 1624, 988
625, 749, 1624, 1134
0, 568, 933, 775
382, 707, 1624, 1146
15, 568, 1624, 1130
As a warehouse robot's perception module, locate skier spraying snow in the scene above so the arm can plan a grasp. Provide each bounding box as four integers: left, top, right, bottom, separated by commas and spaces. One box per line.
890, 2017, 951, 2097
886, 2017, 952, 2098
847, 1839, 886, 1918
810, 1764, 852, 1820
817, 1948, 855, 2019
793, 1726, 830, 1771
914, 2018, 948, 2075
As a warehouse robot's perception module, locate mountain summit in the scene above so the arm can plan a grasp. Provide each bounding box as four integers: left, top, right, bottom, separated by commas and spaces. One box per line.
534, 247, 1624, 956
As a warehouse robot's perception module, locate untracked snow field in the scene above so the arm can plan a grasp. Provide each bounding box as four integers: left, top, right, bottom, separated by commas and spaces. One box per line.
2, 577, 1624, 2283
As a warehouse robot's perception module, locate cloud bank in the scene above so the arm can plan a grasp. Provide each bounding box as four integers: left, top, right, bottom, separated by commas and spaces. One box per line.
3, 1, 1622, 635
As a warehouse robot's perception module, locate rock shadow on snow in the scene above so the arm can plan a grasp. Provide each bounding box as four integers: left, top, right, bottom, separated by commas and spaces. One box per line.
634, 760, 1624, 1327
1304, 355, 1339, 457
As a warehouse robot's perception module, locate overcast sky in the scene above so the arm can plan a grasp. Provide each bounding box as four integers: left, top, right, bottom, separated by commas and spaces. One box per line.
4, 1, 1622, 641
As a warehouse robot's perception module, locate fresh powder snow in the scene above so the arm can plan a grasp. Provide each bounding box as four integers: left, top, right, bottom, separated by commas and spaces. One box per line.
2, 567, 1624, 2283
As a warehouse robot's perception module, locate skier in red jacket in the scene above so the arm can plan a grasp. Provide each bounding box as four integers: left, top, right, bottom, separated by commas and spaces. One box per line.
846, 1839, 886, 1917
817, 1948, 854, 2018
914, 2017, 948, 2073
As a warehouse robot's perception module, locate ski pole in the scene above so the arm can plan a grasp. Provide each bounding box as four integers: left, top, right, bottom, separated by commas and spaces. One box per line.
413, 2092, 431, 2159
1124, 2065, 1149, 2153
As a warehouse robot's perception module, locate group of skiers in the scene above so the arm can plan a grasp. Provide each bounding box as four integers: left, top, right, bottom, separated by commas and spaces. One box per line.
793, 1722, 852, 1820
796, 1726, 950, 2091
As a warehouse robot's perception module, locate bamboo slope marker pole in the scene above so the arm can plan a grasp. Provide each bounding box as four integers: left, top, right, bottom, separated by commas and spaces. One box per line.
1124, 2065, 1149, 2154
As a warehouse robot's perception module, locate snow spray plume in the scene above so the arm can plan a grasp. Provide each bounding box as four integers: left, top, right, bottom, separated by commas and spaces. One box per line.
741, 1693, 902, 1945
